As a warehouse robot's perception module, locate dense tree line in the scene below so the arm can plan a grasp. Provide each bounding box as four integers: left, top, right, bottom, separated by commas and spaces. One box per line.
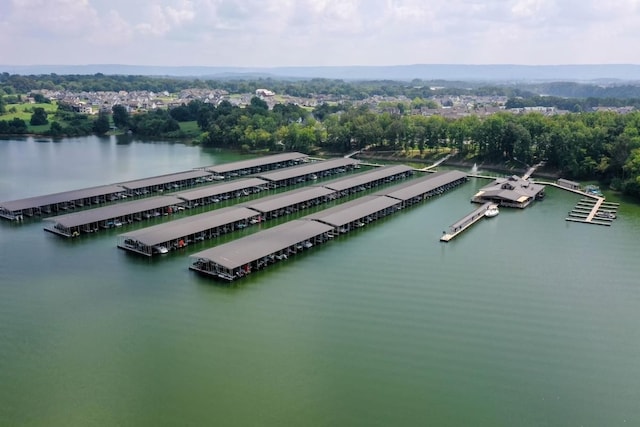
191, 99, 640, 199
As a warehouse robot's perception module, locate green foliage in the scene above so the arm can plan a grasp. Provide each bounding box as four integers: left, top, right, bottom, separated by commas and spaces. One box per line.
111, 104, 130, 129
30, 93, 50, 104
93, 110, 110, 135
0, 117, 28, 134
30, 107, 48, 125
130, 109, 180, 137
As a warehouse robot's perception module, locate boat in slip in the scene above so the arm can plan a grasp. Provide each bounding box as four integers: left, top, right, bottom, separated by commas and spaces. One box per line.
484, 204, 500, 218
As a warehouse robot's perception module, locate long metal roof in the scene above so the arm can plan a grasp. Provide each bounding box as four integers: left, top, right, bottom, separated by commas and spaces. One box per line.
43, 196, 184, 228
0, 184, 125, 212
321, 164, 414, 191
190, 220, 334, 270
258, 158, 358, 182
118, 206, 259, 246
205, 152, 308, 174
377, 170, 468, 200
244, 186, 335, 213
176, 178, 268, 201
118, 170, 212, 190
304, 195, 401, 227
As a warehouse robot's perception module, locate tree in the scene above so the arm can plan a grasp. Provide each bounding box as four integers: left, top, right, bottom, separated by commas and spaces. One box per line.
93, 111, 110, 135
111, 105, 130, 129
49, 121, 63, 137
30, 107, 48, 125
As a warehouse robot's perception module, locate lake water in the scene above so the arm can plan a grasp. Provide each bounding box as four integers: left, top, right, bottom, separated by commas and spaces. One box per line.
1, 136, 640, 426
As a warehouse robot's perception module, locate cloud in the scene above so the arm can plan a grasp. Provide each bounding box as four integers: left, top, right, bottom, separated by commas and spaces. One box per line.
1, 0, 640, 66
136, 0, 195, 36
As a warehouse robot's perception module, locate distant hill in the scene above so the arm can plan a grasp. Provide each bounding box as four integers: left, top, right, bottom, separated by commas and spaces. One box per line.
1, 63, 640, 82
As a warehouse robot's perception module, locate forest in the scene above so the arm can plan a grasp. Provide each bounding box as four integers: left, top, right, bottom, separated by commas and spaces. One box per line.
188, 99, 640, 199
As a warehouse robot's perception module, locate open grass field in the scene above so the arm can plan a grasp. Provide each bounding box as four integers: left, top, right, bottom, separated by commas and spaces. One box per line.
178, 120, 201, 137
1, 101, 58, 122
1, 101, 60, 132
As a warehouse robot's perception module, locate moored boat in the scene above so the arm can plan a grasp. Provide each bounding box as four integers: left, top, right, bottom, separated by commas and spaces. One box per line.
485, 204, 500, 217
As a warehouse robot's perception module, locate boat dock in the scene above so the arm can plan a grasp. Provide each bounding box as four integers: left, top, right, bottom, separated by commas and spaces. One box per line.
440, 202, 492, 242
566, 197, 619, 226
190, 170, 470, 281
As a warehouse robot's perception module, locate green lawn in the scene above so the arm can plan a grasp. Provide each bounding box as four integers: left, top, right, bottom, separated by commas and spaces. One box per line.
1, 101, 58, 122
178, 120, 202, 137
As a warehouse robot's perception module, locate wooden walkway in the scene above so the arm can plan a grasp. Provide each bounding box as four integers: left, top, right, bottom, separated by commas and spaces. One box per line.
440, 202, 491, 242
536, 181, 620, 226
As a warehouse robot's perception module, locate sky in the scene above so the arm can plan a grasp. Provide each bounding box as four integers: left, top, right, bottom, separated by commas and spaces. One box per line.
1, 0, 639, 67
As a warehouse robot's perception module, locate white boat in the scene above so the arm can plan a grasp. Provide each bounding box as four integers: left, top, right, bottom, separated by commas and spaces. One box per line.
485, 204, 500, 218
153, 245, 169, 254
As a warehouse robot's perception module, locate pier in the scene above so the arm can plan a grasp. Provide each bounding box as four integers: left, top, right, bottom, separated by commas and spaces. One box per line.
440, 202, 492, 242
536, 181, 620, 226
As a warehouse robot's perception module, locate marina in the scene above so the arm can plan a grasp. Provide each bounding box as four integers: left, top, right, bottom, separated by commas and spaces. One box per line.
116, 167, 442, 255
257, 157, 359, 188
189, 220, 335, 281
322, 164, 414, 196
202, 151, 308, 179
190, 169, 469, 281
0, 184, 126, 220
374, 170, 468, 208
2, 137, 640, 427
175, 178, 268, 209
0, 151, 309, 222
242, 186, 336, 220
117, 206, 262, 256
43, 195, 185, 237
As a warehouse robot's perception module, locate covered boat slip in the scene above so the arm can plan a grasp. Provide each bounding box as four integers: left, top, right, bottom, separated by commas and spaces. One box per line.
43, 196, 184, 237
243, 186, 336, 220
0, 184, 126, 221
118, 206, 261, 256
118, 170, 213, 196
258, 158, 359, 188
190, 220, 334, 281
375, 170, 468, 207
204, 152, 308, 178
304, 195, 402, 234
175, 178, 268, 208
321, 164, 414, 196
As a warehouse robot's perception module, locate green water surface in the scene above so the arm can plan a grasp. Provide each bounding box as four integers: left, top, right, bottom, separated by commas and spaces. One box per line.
1, 136, 640, 426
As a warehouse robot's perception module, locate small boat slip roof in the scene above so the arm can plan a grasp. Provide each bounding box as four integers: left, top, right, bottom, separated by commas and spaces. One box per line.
190, 220, 334, 270
118, 170, 212, 190
0, 184, 125, 212
119, 206, 259, 246
176, 178, 268, 201
204, 152, 307, 174
243, 186, 335, 213
43, 196, 184, 228
258, 158, 359, 182
375, 170, 468, 200
304, 195, 401, 227
322, 165, 414, 191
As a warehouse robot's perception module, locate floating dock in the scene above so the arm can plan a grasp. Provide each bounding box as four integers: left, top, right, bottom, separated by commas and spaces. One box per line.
440, 202, 492, 242
566, 197, 619, 226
